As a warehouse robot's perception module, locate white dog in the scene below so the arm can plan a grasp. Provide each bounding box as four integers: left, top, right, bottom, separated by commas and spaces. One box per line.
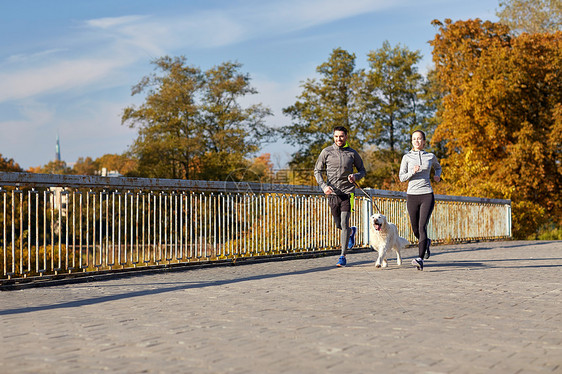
369, 213, 410, 268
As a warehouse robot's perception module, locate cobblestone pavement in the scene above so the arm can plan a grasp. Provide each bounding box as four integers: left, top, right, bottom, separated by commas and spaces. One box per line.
1, 240, 561, 374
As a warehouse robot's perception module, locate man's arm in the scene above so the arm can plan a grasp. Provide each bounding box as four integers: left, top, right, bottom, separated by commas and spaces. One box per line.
314, 149, 333, 195
350, 151, 366, 183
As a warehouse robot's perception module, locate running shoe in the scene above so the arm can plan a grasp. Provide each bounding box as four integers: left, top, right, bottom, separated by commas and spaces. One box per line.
336, 255, 347, 267
348, 226, 357, 249
411, 258, 423, 271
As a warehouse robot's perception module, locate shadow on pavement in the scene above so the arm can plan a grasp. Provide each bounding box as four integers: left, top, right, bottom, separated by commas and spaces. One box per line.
425, 257, 562, 272
0, 263, 339, 316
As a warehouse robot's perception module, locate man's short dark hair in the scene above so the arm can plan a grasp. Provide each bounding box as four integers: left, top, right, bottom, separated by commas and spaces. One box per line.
333, 126, 348, 135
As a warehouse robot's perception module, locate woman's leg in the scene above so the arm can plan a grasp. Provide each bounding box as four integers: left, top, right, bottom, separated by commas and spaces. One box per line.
417, 193, 435, 259
407, 195, 421, 240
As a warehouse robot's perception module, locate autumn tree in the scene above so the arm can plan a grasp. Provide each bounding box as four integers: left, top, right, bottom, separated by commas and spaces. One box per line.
496, 0, 562, 34
94, 153, 138, 176
72, 157, 97, 175
281, 48, 368, 170
0, 154, 23, 172
122, 56, 273, 180
36, 160, 71, 175
224, 153, 276, 183
430, 18, 562, 238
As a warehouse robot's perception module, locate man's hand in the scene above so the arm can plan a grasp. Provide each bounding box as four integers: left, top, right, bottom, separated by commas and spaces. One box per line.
347, 174, 356, 184
323, 186, 333, 195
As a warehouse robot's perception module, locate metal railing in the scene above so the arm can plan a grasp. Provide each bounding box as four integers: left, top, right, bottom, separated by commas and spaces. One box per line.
0, 172, 511, 280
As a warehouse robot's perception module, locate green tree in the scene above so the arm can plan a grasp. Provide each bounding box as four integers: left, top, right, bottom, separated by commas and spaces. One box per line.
0, 154, 23, 172
122, 56, 273, 180
430, 18, 562, 238
123, 56, 205, 179
496, 0, 562, 34
281, 48, 367, 170
198, 61, 274, 180
281, 45, 435, 189
418, 69, 447, 159
357, 42, 435, 190
364, 41, 427, 152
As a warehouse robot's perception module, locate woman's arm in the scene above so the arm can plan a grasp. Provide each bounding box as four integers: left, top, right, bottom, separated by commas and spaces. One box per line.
399, 155, 413, 182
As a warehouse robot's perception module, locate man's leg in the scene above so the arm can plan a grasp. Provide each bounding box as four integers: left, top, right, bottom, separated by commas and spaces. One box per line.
328, 195, 342, 229
340, 210, 351, 256
339, 195, 352, 257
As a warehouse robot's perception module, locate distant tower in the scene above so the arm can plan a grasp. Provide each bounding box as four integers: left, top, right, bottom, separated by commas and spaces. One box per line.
55, 134, 61, 161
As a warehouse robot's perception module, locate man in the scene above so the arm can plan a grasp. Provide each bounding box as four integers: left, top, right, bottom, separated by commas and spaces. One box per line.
314, 126, 366, 267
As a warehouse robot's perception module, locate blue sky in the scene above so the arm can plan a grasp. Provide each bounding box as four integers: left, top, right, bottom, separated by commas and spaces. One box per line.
0, 0, 499, 170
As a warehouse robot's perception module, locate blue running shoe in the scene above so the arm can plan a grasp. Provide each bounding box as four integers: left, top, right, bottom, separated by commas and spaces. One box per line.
348, 226, 357, 249
336, 255, 347, 267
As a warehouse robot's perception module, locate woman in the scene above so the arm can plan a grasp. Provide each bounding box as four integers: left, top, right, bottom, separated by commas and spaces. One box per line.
399, 130, 442, 270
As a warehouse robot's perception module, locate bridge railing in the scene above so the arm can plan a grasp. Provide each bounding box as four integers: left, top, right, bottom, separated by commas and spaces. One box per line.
0, 172, 511, 280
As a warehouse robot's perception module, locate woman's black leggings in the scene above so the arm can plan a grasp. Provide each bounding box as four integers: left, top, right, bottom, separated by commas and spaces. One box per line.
406, 193, 435, 259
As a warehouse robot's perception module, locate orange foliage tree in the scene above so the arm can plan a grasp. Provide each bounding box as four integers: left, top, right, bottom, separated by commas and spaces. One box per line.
430, 18, 562, 238
93, 153, 138, 176
0, 154, 23, 172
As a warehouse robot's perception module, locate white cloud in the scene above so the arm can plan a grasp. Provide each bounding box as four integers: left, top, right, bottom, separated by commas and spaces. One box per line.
4, 49, 68, 65
85, 15, 148, 29
0, 0, 392, 104
82, 11, 247, 53
0, 58, 130, 103
78, 0, 392, 54
0, 0, 429, 168
255, 0, 391, 30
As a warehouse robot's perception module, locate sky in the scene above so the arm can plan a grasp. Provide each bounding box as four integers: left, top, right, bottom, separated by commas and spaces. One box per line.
0, 0, 499, 170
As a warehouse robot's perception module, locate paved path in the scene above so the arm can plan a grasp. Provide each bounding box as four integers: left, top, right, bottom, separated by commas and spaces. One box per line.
1, 240, 561, 374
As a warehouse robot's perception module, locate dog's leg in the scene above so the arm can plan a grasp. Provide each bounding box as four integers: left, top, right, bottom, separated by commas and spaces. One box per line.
375, 249, 383, 267
395, 248, 402, 266
381, 245, 389, 268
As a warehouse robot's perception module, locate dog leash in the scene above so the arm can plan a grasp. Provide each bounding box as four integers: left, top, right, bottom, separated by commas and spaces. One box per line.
353, 181, 383, 215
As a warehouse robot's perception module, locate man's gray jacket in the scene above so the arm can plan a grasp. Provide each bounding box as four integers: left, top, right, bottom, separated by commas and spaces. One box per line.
314, 143, 366, 195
